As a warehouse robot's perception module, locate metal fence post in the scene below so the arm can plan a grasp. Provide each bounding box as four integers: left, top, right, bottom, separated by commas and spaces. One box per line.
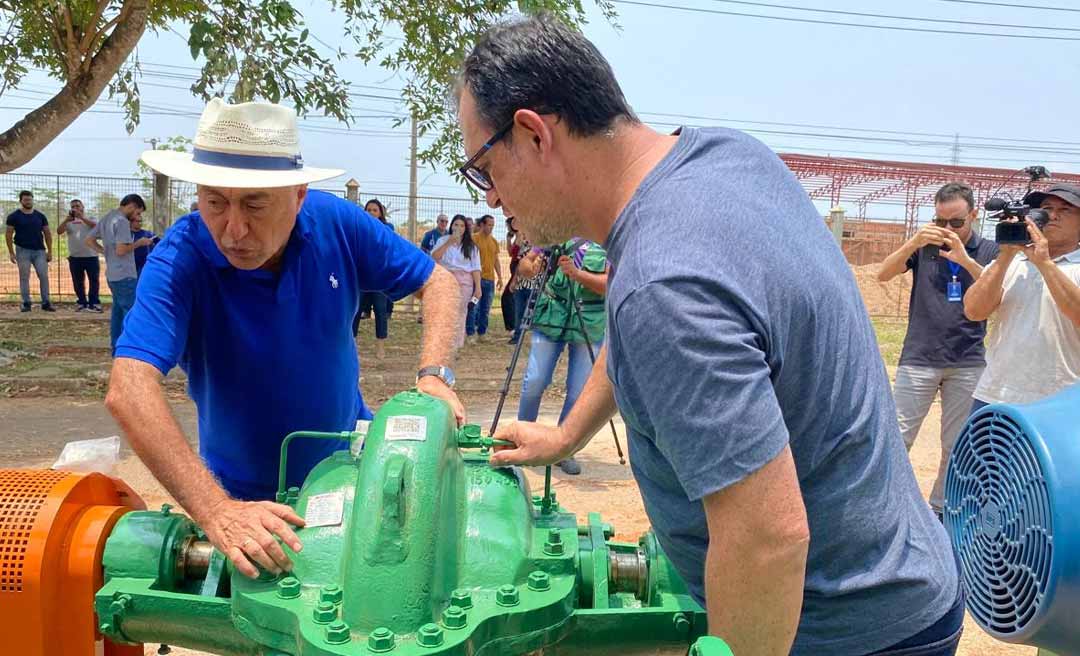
153, 172, 170, 233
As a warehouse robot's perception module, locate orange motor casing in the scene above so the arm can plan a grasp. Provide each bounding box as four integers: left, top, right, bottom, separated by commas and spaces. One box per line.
0, 469, 146, 656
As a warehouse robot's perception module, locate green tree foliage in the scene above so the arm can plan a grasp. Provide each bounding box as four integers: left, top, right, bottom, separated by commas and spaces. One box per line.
0, 1, 615, 175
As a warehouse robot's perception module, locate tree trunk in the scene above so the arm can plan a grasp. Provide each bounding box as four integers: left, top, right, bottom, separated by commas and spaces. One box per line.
0, 0, 149, 173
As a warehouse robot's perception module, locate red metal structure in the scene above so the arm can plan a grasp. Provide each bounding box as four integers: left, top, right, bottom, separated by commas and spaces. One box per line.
779, 154, 1080, 237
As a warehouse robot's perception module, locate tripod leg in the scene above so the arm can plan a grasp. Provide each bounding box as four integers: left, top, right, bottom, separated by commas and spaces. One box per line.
572, 298, 626, 465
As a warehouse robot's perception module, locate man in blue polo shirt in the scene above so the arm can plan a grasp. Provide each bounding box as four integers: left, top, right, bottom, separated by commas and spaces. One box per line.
104, 99, 464, 580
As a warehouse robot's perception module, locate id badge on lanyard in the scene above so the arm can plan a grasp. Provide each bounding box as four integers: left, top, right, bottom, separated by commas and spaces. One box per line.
946, 261, 962, 302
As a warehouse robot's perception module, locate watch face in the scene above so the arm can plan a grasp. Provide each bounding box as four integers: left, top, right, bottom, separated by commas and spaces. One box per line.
442, 367, 456, 387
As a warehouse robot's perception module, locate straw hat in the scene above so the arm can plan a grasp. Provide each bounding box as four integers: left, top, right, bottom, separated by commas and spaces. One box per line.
140, 98, 343, 188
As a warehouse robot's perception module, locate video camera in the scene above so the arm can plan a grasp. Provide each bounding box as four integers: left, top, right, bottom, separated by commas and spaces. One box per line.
985, 166, 1052, 245
984, 198, 1050, 244
984, 166, 1049, 244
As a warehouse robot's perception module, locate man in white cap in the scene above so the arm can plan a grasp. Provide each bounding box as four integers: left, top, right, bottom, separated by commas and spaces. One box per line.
104, 99, 464, 579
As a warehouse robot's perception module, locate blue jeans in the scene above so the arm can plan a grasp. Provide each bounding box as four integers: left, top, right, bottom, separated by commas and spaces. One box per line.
511, 288, 533, 342
107, 278, 137, 354
865, 587, 964, 655
15, 246, 50, 306
466, 279, 495, 336
517, 332, 603, 423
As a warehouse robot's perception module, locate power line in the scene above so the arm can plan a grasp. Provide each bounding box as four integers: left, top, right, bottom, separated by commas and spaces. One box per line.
705, 0, 1080, 32
937, 0, 1080, 12
610, 0, 1080, 41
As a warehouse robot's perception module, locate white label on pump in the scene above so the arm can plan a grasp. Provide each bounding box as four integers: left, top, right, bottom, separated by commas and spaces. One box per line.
386, 415, 428, 441
305, 492, 345, 528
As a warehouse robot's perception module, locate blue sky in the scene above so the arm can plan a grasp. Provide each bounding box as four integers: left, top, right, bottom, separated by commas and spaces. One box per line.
5, 0, 1079, 218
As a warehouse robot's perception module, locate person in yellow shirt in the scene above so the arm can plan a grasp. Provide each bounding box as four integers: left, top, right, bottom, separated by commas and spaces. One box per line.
468, 214, 504, 342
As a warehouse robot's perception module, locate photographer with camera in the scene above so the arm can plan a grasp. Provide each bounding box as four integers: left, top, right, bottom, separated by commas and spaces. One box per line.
58, 199, 103, 312
965, 183, 1080, 408
877, 182, 999, 520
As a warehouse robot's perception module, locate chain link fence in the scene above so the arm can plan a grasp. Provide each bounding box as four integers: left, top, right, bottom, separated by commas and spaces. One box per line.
2, 172, 505, 303
4, 172, 927, 317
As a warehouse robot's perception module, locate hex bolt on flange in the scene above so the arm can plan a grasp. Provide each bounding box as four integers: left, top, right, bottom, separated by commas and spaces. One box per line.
368, 626, 396, 652
496, 584, 520, 606
417, 623, 445, 648
527, 571, 551, 591
276, 576, 301, 599
450, 588, 473, 609
442, 606, 468, 629
325, 620, 351, 645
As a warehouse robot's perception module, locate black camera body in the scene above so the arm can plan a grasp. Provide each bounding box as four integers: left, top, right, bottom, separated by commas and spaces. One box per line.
985, 197, 1050, 245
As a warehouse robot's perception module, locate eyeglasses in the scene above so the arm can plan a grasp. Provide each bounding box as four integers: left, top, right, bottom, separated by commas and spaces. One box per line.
933, 217, 967, 228
459, 118, 515, 192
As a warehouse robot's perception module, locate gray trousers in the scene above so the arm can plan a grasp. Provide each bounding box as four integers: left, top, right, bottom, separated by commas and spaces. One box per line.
15, 246, 50, 305
894, 364, 983, 512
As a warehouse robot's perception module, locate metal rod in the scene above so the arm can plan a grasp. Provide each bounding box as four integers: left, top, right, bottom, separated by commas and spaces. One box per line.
572, 295, 625, 465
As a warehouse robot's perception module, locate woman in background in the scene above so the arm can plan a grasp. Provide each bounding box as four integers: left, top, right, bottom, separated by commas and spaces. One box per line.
432, 214, 481, 349
353, 198, 393, 358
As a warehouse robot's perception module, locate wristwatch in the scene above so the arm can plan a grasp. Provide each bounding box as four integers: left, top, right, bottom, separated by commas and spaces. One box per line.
417, 365, 456, 389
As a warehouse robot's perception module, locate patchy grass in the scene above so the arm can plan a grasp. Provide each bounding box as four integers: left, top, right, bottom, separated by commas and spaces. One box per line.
872, 317, 908, 369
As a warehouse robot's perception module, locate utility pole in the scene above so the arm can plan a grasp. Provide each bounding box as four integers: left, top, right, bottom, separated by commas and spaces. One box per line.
407, 113, 418, 245
407, 113, 419, 312
950, 133, 961, 166
145, 137, 167, 233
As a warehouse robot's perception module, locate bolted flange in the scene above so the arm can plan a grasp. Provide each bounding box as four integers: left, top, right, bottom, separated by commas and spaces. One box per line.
442, 606, 468, 629
276, 576, 301, 599
368, 627, 396, 652
450, 589, 473, 610
417, 623, 445, 648
325, 620, 351, 645
285, 486, 300, 504
496, 584, 520, 607
527, 571, 551, 591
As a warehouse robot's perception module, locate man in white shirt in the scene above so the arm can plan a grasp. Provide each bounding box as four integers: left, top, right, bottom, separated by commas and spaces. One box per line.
965, 183, 1080, 408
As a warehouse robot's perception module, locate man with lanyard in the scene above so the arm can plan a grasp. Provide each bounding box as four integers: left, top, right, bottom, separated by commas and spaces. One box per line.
105, 99, 464, 580
516, 238, 608, 475
876, 182, 998, 520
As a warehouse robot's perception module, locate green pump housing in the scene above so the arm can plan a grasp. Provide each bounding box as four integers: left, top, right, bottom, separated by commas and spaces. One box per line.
94, 391, 730, 655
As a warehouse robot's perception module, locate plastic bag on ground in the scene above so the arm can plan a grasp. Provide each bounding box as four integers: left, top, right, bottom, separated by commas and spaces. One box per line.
51, 435, 122, 476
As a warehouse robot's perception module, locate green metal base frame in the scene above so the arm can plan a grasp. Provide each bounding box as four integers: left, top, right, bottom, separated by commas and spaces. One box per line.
96, 390, 723, 656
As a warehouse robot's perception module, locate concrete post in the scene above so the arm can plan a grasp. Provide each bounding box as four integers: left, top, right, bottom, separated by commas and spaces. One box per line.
345, 178, 360, 204
829, 206, 846, 246
153, 172, 170, 233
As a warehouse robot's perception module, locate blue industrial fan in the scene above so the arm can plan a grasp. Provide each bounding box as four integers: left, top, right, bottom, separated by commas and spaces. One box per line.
945, 383, 1080, 655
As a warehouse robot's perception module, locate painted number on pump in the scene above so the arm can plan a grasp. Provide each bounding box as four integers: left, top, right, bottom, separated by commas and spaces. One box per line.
386, 415, 428, 441
305, 492, 345, 528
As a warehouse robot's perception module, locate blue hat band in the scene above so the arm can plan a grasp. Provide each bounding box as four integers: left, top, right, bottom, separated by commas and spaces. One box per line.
192, 147, 303, 171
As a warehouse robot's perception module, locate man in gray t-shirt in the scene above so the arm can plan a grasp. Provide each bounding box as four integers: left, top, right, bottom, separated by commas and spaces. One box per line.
86, 194, 150, 352
58, 199, 103, 311
466, 16, 961, 656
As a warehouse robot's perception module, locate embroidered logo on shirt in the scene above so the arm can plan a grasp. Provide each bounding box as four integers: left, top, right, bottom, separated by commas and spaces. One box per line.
329, 273, 339, 289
